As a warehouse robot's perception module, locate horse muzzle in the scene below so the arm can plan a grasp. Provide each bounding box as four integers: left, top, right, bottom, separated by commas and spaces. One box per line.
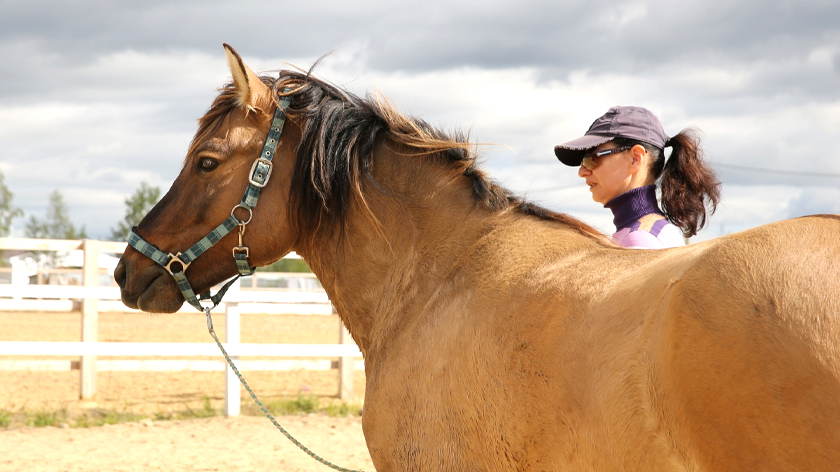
115, 256, 185, 313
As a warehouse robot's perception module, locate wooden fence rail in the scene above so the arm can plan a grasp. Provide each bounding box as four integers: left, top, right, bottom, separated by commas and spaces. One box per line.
0, 238, 361, 416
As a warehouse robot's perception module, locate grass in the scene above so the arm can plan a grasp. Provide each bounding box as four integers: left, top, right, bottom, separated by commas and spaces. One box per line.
74, 409, 145, 428
26, 408, 67, 427
243, 390, 362, 418
154, 395, 218, 421
0, 409, 12, 428
324, 402, 355, 417
0, 392, 361, 429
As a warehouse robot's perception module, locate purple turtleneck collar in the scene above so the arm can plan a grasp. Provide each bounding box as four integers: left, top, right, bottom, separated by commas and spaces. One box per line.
603, 185, 664, 230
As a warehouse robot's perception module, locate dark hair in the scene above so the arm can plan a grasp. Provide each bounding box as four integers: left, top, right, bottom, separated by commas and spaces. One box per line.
614, 130, 720, 237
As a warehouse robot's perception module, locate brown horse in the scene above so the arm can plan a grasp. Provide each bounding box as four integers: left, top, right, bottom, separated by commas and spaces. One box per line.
115, 45, 840, 471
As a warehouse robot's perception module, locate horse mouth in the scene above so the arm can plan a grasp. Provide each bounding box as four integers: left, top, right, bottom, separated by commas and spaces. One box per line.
116, 259, 185, 313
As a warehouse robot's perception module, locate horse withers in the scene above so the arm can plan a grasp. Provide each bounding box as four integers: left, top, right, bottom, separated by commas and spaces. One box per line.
115, 44, 840, 471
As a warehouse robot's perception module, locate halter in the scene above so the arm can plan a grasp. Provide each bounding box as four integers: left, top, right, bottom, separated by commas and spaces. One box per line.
127, 93, 292, 311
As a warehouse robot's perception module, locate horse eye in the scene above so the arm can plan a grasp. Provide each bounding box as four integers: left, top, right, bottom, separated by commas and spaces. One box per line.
198, 157, 219, 172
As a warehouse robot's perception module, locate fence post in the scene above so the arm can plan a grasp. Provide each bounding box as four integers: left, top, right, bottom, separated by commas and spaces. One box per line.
80, 239, 99, 400
338, 312, 354, 400
224, 279, 241, 416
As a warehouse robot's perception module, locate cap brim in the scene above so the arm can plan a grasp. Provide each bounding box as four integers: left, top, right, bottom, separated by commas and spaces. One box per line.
554, 135, 614, 166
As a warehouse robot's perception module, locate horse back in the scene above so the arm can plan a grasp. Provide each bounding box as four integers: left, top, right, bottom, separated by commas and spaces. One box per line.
652, 215, 840, 470
361, 215, 840, 471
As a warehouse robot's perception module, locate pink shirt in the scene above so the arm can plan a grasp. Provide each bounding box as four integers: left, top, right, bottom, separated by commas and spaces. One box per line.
611, 214, 685, 249
604, 186, 685, 249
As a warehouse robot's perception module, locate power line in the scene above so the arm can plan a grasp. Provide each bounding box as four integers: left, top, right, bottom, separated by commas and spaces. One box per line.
712, 163, 840, 178
520, 183, 581, 193
516, 161, 840, 194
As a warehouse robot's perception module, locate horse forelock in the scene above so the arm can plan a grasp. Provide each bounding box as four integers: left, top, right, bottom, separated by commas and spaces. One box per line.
187, 76, 277, 164
189, 70, 603, 241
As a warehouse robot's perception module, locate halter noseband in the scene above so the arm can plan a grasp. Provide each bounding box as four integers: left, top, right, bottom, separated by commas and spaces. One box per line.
127, 93, 292, 311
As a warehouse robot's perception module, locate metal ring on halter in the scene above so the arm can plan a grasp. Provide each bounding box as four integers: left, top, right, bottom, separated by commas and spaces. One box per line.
230, 204, 253, 225
165, 252, 191, 275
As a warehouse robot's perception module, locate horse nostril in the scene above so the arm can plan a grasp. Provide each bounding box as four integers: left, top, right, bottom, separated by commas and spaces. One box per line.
114, 260, 127, 289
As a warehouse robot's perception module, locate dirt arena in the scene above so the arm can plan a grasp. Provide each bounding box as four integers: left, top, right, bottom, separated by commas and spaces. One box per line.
0, 311, 374, 471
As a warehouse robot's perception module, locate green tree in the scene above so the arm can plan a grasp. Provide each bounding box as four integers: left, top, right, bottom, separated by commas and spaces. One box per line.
0, 169, 23, 237
256, 258, 312, 273
110, 182, 161, 241
25, 190, 87, 240
25, 189, 87, 268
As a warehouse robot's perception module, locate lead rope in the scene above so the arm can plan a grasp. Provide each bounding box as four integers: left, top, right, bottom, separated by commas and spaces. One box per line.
204, 307, 368, 472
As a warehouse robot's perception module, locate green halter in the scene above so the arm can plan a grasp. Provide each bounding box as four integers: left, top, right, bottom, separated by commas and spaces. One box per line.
127, 94, 292, 311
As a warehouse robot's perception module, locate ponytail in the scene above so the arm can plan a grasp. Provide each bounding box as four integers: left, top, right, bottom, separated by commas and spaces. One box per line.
659, 130, 721, 237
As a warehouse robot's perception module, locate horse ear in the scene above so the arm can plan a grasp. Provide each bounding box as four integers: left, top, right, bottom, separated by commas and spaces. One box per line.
223, 43, 270, 110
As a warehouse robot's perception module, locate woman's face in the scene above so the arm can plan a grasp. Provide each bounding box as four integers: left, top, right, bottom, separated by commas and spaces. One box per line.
577, 143, 635, 205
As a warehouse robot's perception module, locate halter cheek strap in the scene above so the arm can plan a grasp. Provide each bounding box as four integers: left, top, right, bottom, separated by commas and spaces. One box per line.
127, 93, 292, 311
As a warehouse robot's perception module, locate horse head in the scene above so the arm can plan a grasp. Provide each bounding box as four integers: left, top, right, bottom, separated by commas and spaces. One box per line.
115, 44, 300, 313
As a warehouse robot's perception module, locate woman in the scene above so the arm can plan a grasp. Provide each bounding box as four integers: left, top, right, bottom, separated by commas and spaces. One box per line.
554, 106, 720, 249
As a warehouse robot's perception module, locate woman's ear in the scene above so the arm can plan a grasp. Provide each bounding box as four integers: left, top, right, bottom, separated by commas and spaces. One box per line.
629, 144, 646, 171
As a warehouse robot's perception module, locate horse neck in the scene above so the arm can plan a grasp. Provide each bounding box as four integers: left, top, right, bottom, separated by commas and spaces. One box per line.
297, 143, 500, 354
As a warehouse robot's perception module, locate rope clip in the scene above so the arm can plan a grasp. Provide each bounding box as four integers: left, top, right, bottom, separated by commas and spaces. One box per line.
233, 224, 249, 258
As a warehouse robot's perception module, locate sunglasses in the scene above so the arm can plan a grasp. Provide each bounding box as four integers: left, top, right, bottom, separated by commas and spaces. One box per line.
580, 146, 632, 171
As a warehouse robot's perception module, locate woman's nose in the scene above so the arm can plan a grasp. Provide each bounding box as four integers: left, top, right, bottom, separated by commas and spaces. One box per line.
578, 164, 591, 178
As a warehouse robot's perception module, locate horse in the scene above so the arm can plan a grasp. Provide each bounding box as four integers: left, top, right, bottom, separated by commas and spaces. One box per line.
115, 44, 840, 471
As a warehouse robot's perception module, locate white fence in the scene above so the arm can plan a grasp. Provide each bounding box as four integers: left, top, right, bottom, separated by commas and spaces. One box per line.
0, 238, 363, 416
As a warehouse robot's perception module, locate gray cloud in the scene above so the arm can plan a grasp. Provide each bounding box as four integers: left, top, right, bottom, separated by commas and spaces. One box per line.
1, 0, 839, 239
788, 187, 840, 219
4, 0, 838, 107
6, 1, 838, 71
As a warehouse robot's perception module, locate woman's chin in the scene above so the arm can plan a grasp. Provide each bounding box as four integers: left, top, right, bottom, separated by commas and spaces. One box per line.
590, 189, 606, 205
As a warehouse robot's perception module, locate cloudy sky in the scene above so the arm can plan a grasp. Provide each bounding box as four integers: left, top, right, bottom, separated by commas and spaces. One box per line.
2, 0, 839, 241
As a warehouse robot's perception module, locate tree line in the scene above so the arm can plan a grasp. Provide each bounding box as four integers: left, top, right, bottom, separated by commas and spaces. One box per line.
0, 169, 160, 242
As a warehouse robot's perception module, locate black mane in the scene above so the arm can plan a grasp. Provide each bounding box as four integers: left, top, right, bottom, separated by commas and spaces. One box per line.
274, 70, 602, 240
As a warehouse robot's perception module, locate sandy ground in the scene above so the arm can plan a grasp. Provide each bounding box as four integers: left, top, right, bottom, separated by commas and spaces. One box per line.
0, 415, 375, 472
0, 311, 374, 472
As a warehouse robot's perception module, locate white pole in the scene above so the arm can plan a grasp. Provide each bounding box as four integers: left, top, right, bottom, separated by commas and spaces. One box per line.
80, 239, 99, 400
224, 278, 241, 416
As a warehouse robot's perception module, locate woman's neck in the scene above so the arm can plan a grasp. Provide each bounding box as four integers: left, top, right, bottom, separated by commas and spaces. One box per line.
603, 185, 663, 230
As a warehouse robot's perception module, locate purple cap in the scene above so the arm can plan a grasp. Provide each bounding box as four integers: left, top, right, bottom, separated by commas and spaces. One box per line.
554, 106, 669, 166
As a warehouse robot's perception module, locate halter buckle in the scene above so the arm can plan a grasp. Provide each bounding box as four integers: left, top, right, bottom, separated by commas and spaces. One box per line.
165, 252, 191, 275
248, 158, 273, 188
